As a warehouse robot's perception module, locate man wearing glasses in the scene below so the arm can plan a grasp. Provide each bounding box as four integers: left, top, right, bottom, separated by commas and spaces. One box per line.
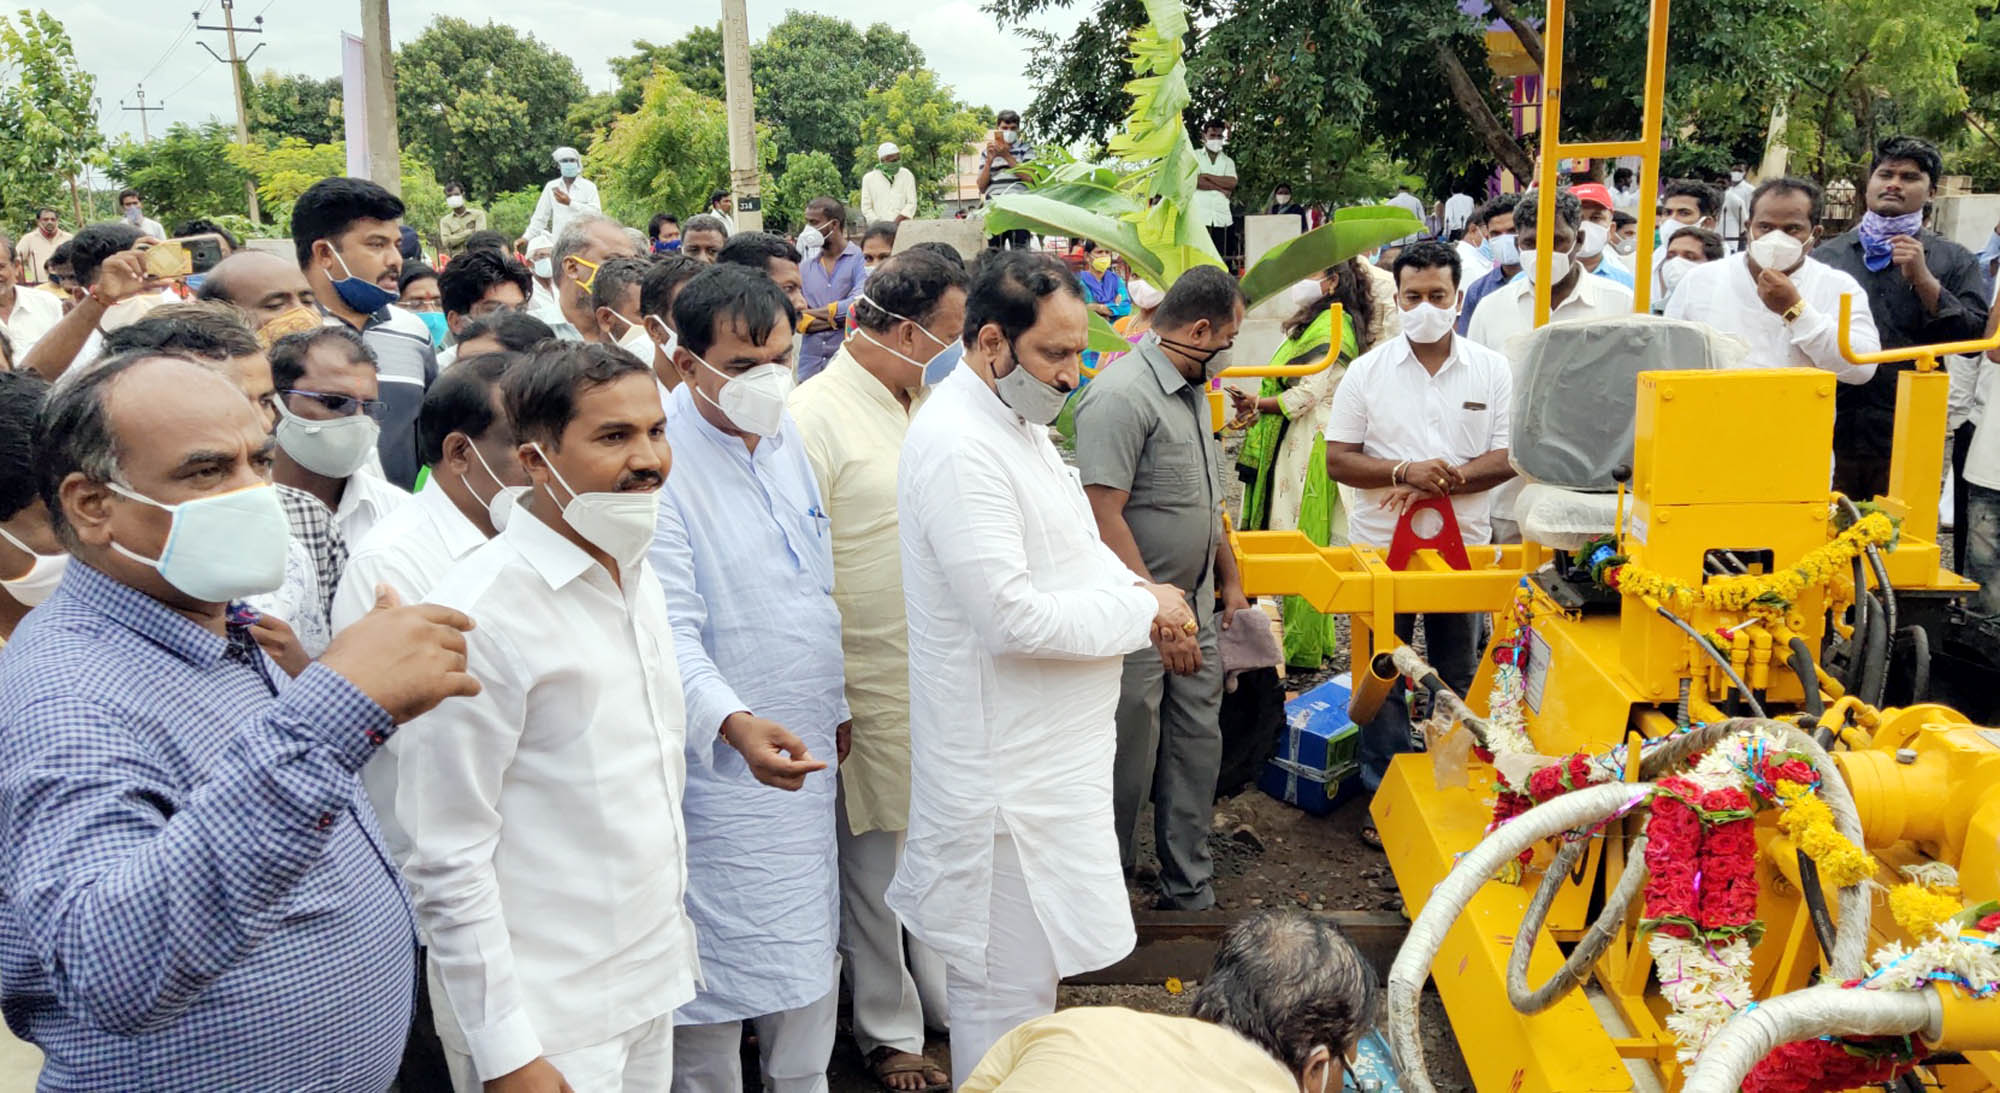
268, 327, 411, 550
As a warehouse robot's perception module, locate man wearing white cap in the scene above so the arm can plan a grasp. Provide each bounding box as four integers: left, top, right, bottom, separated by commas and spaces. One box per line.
520, 231, 563, 326
861, 143, 919, 227
529, 146, 602, 243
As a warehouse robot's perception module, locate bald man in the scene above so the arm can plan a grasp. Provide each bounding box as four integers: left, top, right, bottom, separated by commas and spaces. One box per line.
199, 251, 319, 330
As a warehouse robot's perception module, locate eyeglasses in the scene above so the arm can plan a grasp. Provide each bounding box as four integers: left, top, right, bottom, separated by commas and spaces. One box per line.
281, 388, 388, 420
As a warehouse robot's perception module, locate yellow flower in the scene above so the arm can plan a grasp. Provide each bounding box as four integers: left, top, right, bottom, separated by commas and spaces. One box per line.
1775, 781, 1874, 889
1887, 883, 1965, 938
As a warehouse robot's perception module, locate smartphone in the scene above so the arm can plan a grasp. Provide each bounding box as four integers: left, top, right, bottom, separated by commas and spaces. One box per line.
136, 234, 227, 278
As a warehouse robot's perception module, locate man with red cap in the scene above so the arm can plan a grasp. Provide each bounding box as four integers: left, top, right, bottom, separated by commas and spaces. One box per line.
1569, 181, 1635, 289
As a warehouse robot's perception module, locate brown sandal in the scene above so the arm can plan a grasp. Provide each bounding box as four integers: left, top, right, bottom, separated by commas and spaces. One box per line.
867, 1045, 950, 1093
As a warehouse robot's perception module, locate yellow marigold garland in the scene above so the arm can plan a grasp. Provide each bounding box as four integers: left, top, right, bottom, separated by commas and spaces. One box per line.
1608, 513, 1897, 619
1773, 780, 1875, 888
1887, 884, 1966, 937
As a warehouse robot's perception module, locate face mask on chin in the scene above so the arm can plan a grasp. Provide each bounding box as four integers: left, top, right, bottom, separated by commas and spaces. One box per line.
322, 243, 399, 314
529, 443, 660, 570
691, 351, 795, 437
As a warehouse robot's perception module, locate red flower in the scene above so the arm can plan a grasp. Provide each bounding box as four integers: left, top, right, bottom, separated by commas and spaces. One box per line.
1742, 1037, 1924, 1093
1978, 912, 2000, 934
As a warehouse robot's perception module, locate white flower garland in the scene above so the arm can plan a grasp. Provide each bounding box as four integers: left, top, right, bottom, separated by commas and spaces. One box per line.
1649, 934, 1756, 1063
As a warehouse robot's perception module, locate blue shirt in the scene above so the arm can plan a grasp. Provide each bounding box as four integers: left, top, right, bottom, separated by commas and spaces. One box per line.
1457, 264, 1510, 335
0, 563, 416, 1091
799, 241, 868, 383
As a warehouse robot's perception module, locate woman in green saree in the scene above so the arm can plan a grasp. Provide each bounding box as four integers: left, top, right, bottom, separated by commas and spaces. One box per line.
1233, 259, 1377, 667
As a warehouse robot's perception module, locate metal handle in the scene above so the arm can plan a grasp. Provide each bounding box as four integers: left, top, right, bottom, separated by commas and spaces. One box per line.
1836, 292, 2000, 372
1217, 303, 1344, 378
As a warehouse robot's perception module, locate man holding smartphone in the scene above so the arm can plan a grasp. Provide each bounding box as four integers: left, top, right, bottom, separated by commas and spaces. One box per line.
977, 110, 1035, 250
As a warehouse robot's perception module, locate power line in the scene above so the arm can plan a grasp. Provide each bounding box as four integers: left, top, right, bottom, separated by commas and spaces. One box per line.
134, 16, 198, 87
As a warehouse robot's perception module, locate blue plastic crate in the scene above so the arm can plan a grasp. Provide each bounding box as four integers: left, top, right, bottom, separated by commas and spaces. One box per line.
1259, 677, 1361, 814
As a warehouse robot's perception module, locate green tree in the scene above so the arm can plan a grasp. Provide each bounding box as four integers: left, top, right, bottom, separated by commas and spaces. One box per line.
486, 185, 545, 243
394, 17, 589, 199
248, 71, 343, 146
226, 138, 447, 238
613, 28, 724, 107
108, 122, 256, 226
0, 10, 102, 228
768, 151, 847, 232
752, 14, 925, 178
852, 70, 988, 212
589, 70, 774, 227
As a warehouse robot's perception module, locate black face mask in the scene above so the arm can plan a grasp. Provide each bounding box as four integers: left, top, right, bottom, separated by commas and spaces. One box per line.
1157, 334, 1235, 378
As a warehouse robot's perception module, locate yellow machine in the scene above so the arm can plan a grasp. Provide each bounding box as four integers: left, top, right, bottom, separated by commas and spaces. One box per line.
1218, 0, 2000, 1086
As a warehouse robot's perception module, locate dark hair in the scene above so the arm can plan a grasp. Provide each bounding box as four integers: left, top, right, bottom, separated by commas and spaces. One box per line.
0, 370, 50, 520
1514, 189, 1582, 237
445, 180, 465, 195
118, 189, 141, 205
36, 350, 164, 544
1285, 259, 1375, 356
1155, 264, 1246, 330
682, 214, 730, 241
996, 109, 1021, 126
1748, 176, 1824, 222
1870, 135, 1943, 190
1475, 193, 1520, 230
502, 340, 650, 447
863, 222, 899, 249
1672, 226, 1726, 261
911, 241, 966, 269
462, 230, 511, 256
640, 253, 705, 319
1201, 118, 1226, 132
1189, 909, 1379, 1077
440, 250, 533, 317
805, 196, 847, 225
454, 309, 556, 352
648, 213, 680, 240
101, 302, 261, 361
70, 222, 144, 287
269, 326, 376, 390
290, 177, 405, 267
672, 263, 798, 358
961, 249, 1084, 345
1392, 239, 1463, 289
855, 249, 970, 334
1662, 179, 1720, 219
0, 328, 11, 370
589, 255, 652, 313
717, 231, 802, 271
710, 190, 732, 206
172, 218, 241, 250
1613, 167, 1635, 187
46, 241, 72, 273
35, 207, 58, 218
1612, 210, 1636, 228
398, 262, 439, 295
417, 351, 517, 465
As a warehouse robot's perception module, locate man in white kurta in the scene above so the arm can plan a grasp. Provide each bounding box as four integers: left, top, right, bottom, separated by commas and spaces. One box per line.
788, 250, 964, 1091
399, 343, 698, 1093
888, 250, 1197, 1087
650, 265, 845, 1093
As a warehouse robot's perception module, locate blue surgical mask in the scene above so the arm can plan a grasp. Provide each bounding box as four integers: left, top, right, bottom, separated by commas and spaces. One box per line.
106, 482, 291, 604
323, 244, 399, 314
1487, 234, 1520, 268
417, 310, 449, 348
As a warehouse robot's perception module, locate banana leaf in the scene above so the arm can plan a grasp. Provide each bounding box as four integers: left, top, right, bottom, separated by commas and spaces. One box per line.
1088, 310, 1130, 354
986, 193, 1167, 285
1238, 209, 1426, 310
1030, 177, 1143, 218
1140, 0, 1189, 41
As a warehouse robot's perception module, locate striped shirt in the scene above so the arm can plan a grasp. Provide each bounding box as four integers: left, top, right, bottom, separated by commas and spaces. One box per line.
323, 304, 439, 490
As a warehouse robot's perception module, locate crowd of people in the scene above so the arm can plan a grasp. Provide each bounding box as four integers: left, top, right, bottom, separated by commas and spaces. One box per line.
0, 123, 1993, 1093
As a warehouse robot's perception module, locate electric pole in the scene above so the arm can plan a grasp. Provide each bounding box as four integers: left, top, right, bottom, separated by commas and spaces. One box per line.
121, 87, 164, 143
720, 0, 764, 232
359, 0, 402, 195
196, 0, 265, 224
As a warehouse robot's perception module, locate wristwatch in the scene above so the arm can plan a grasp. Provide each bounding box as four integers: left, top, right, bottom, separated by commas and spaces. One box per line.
1780, 301, 1806, 324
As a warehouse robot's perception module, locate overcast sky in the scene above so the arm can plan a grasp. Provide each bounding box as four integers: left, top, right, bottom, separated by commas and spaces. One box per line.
67, 0, 1074, 143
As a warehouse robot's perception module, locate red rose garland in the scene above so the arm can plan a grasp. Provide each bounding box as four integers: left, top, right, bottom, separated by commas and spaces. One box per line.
1741, 1038, 1926, 1093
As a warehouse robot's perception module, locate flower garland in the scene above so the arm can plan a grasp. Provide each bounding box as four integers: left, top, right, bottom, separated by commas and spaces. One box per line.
1480, 581, 1539, 762
1740, 1038, 1926, 1093
1602, 512, 1897, 620
1642, 776, 1762, 1060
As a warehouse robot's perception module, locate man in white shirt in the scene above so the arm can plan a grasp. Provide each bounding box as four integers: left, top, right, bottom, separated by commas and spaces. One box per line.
399, 341, 694, 1093
1665, 177, 1881, 383
1443, 191, 1476, 239
1326, 241, 1513, 832
1194, 120, 1239, 266
788, 251, 961, 1093
861, 142, 920, 226
1454, 206, 1494, 286
1722, 164, 1756, 250
267, 327, 412, 551
117, 189, 165, 240
549, 215, 643, 344
1611, 167, 1642, 214
889, 250, 1199, 1088
527, 146, 602, 243
1960, 331, 2000, 620
17, 207, 70, 284
1387, 184, 1427, 247
0, 232, 62, 356
1468, 188, 1635, 360
650, 265, 844, 1093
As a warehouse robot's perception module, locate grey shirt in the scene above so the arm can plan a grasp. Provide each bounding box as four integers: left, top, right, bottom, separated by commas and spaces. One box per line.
1073, 336, 1223, 613
323, 304, 439, 490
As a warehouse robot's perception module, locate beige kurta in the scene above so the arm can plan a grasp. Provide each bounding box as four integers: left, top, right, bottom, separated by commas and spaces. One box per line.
788, 347, 927, 835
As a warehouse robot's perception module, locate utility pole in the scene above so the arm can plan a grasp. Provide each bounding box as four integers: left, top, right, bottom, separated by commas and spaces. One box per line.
359, 0, 402, 195
719, 0, 764, 232
121, 87, 165, 143
196, 0, 265, 224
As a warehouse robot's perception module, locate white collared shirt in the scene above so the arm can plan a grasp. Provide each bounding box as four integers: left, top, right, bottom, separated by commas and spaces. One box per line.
651, 383, 845, 1024
1664, 253, 1880, 384
333, 467, 412, 549
888, 366, 1156, 981
329, 481, 493, 864
399, 504, 698, 1080
1194, 150, 1237, 228
1466, 268, 1635, 361
1455, 239, 1493, 284
1323, 333, 1514, 547
1, 285, 62, 356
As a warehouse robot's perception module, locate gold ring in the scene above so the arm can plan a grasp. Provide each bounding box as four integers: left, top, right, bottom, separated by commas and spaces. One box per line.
1181, 619, 1198, 635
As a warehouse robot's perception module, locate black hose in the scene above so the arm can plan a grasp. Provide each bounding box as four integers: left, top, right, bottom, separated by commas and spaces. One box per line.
1842, 552, 1870, 693
1797, 849, 1840, 970
1654, 605, 1767, 718
1859, 592, 1891, 707
1785, 637, 1825, 720
1837, 495, 1897, 677
1897, 624, 1931, 704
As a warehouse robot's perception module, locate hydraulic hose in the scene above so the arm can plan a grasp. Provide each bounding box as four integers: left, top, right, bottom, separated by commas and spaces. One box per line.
1779, 636, 1839, 960
1896, 624, 1931, 704
1387, 782, 1653, 1093
1506, 832, 1650, 1014
1858, 593, 1890, 708
1837, 495, 1897, 685
1654, 604, 1767, 718
1785, 637, 1826, 721
1680, 984, 1940, 1093
1388, 644, 1493, 752
1843, 553, 1871, 693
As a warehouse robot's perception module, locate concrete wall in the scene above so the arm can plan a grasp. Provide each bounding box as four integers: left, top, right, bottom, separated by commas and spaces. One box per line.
1221, 214, 1308, 377
1931, 194, 2000, 254
891, 218, 987, 262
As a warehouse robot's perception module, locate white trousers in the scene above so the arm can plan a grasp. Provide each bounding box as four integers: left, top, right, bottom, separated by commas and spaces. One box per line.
838, 790, 949, 1056
670, 983, 838, 1093
944, 835, 1059, 1090
444, 1013, 674, 1093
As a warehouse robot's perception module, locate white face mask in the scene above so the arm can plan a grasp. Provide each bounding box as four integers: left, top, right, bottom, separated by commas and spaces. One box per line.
1486, 233, 1520, 268
106, 482, 291, 604
1401, 300, 1458, 344
529, 443, 660, 570
1660, 255, 1696, 292
532, 256, 554, 280
1612, 234, 1638, 256
647, 317, 680, 363
796, 224, 827, 256
1730, 170, 1746, 183
857, 294, 955, 385
446, 194, 466, 209
610, 309, 656, 363
1517, 245, 1574, 286
1746, 229, 1807, 274
1577, 221, 1610, 259
1204, 138, 1226, 153
465, 440, 520, 533
272, 396, 382, 479
0, 524, 67, 607
692, 351, 794, 438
